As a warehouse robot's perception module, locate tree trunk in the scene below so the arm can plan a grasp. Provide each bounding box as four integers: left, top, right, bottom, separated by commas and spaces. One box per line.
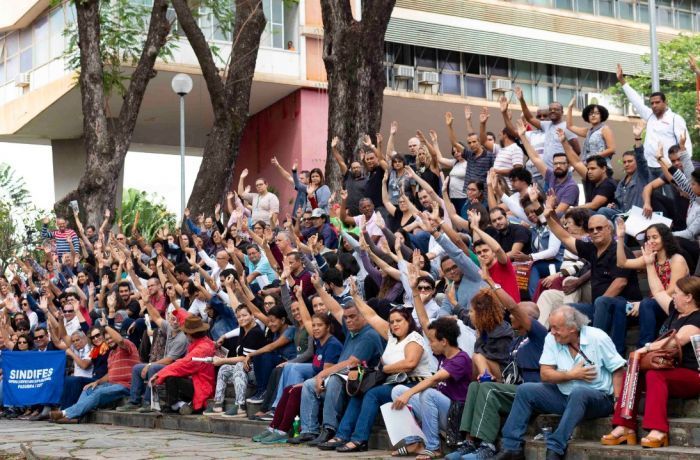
321, 0, 396, 191
54, 0, 171, 227
173, 0, 266, 218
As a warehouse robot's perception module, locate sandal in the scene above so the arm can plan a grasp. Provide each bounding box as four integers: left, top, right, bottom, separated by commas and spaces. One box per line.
416, 449, 442, 459
336, 441, 368, 452
391, 440, 424, 457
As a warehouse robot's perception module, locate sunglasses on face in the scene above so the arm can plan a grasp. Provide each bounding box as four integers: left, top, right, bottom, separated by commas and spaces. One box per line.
90, 334, 102, 340
64, 309, 75, 313
17, 341, 28, 345
34, 334, 46, 340
588, 226, 607, 233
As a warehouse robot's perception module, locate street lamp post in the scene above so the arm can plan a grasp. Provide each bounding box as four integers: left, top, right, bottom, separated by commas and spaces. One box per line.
171, 73, 193, 219
649, 0, 660, 92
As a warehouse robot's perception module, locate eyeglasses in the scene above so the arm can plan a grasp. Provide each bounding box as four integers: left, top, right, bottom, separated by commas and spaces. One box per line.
417, 285, 433, 291
34, 334, 46, 340
17, 328, 28, 332
443, 265, 459, 273
588, 226, 607, 234
90, 334, 102, 340
17, 340, 28, 345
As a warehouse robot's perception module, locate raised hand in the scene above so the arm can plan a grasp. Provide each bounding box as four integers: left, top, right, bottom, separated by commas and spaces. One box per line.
479, 106, 490, 124
615, 217, 626, 239
428, 129, 438, 144
183, 208, 190, 218
467, 208, 481, 226
376, 133, 383, 145
641, 241, 657, 265
616, 63, 625, 84
556, 128, 567, 144
516, 118, 527, 138
390, 121, 398, 135
680, 129, 687, 148
464, 106, 472, 121
445, 112, 454, 127
527, 183, 540, 204
514, 86, 523, 101
331, 136, 339, 149
340, 189, 348, 202
240, 168, 249, 179
632, 120, 646, 139
271, 156, 279, 167
498, 95, 508, 113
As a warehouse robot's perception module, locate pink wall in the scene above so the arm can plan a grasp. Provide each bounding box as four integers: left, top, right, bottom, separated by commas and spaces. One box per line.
235, 88, 329, 217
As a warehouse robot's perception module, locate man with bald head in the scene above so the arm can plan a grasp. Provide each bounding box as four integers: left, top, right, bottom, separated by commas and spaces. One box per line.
544, 208, 640, 355
495, 305, 624, 460
449, 275, 549, 459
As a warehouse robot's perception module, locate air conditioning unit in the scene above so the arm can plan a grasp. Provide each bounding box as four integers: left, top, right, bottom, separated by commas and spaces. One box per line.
490, 79, 512, 93
626, 102, 643, 118
14, 73, 30, 88
417, 71, 439, 85
584, 92, 624, 116
393, 65, 415, 80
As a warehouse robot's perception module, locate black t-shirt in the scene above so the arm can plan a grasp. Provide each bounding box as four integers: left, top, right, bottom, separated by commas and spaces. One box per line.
365, 167, 384, 209
343, 172, 368, 216
235, 325, 266, 357
575, 240, 641, 300
418, 168, 441, 196
583, 177, 616, 206
659, 301, 700, 371
486, 224, 531, 254
388, 209, 417, 233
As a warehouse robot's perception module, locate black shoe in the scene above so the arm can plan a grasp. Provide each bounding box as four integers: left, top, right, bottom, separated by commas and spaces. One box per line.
317, 437, 347, 451
492, 450, 525, 460
336, 441, 368, 453
545, 449, 564, 460
308, 428, 335, 447
287, 432, 317, 444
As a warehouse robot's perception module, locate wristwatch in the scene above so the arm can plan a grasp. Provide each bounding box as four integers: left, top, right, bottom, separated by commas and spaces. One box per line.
491, 283, 502, 291
644, 342, 652, 353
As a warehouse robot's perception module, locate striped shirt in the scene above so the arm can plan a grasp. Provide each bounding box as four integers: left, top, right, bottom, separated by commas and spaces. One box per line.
463, 148, 495, 185
41, 225, 80, 258
107, 339, 140, 389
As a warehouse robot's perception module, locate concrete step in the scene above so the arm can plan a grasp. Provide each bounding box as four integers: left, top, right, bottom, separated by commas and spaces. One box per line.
524, 439, 700, 459
531, 414, 700, 447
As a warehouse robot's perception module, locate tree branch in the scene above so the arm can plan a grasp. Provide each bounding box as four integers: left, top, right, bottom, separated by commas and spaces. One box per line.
223, 0, 266, 105
117, 0, 172, 140
172, 0, 227, 115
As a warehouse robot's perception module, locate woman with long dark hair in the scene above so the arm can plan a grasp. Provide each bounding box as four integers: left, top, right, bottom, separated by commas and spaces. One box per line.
295, 167, 331, 215
616, 222, 689, 347
319, 279, 433, 452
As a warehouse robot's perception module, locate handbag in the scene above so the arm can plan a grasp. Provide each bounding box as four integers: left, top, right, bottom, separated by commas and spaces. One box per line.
445, 400, 466, 448
346, 365, 386, 396
639, 329, 683, 371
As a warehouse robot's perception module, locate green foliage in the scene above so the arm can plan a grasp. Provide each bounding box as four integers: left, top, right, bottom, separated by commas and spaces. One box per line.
60, 0, 178, 97
0, 164, 49, 273
117, 188, 176, 241
608, 34, 700, 158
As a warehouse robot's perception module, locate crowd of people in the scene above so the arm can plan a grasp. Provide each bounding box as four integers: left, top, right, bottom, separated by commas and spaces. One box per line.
1, 61, 700, 460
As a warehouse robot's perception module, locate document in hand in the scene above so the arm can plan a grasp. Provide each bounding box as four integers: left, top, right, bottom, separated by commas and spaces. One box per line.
624, 206, 672, 238
380, 402, 426, 446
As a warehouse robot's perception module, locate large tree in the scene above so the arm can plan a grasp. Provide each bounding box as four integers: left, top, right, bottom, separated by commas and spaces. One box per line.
172, 0, 266, 216
321, 0, 396, 188
54, 0, 173, 225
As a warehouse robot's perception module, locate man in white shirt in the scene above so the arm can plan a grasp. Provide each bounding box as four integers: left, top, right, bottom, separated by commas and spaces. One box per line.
617, 64, 693, 169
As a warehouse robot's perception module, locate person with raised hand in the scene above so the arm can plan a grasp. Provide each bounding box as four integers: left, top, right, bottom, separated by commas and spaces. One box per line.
390, 263, 472, 460
565, 97, 615, 165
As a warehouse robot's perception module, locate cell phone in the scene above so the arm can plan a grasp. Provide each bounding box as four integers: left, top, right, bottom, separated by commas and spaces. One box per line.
625, 302, 634, 314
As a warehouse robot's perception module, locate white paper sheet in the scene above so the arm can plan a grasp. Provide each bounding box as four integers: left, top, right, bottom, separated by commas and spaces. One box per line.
380, 403, 426, 446
624, 206, 672, 237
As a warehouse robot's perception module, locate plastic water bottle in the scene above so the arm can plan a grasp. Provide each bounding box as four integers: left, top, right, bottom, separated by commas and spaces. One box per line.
292, 416, 301, 437
479, 370, 492, 383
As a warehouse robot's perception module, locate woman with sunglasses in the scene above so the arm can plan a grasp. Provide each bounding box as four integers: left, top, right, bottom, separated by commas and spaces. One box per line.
319, 278, 432, 453
615, 221, 689, 348
566, 100, 616, 166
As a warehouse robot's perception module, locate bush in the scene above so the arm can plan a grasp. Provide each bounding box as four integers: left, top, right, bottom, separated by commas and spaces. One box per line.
117, 188, 176, 242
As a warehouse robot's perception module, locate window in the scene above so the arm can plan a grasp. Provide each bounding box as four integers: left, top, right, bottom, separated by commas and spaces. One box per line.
34, 15, 49, 66
577, 0, 595, 14
441, 73, 461, 95
415, 46, 437, 69
486, 56, 508, 77
618, 0, 635, 19
557, 66, 577, 86
438, 50, 460, 72
598, 0, 615, 16
261, 0, 284, 49
49, 6, 65, 59
5, 32, 19, 83
555, 0, 573, 9
464, 53, 481, 75
465, 76, 486, 98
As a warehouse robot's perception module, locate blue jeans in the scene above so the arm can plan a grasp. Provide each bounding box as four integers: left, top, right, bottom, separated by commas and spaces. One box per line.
252, 353, 283, 396
391, 386, 451, 451
501, 383, 614, 455
593, 296, 629, 355
273, 363, 314, 409
569, 302, 594, 321
595, 207, 621, 222
337, 384, 392, 443
128, 363, 165, 405
408, 231, 431, 254
60, 376, 95, 409
64, 383, 130, 419
638, 297, 667, 347
529, 260, 562, 300
300, 374, 347, 434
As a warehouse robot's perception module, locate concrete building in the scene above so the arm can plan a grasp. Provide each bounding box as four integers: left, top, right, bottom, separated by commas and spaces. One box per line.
0, 0, 695, 214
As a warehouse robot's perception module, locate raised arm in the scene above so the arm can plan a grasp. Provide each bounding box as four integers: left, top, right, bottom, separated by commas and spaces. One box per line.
445, 112, 465, 154
381, 170, 397, 216
543, 194, 577, 254
615, 218, 645, 270
515, 86, 540, 129
559, 128, 587, 178
478, 107, 490, 145
386, 121, 398, 160
349, 278, 388, 340
338, 190, 357, 226
408, 263, 430, 333
271, 157, 294, 186
468, 209, 508, 265
309, 273, 344, 325
237, 168, 250, 200
331, 136, 348, 176
617, 64, 653, 120
565, 98, 589, 137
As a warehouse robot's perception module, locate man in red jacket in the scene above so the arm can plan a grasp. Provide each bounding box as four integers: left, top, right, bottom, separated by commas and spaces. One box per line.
151, 316, 216, 415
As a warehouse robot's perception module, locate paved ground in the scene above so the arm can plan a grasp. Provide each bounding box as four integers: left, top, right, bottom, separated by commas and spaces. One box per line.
0, 420, 394, 459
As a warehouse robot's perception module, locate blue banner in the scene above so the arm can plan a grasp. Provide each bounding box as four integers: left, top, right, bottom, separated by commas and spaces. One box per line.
2, 351, 66, 406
